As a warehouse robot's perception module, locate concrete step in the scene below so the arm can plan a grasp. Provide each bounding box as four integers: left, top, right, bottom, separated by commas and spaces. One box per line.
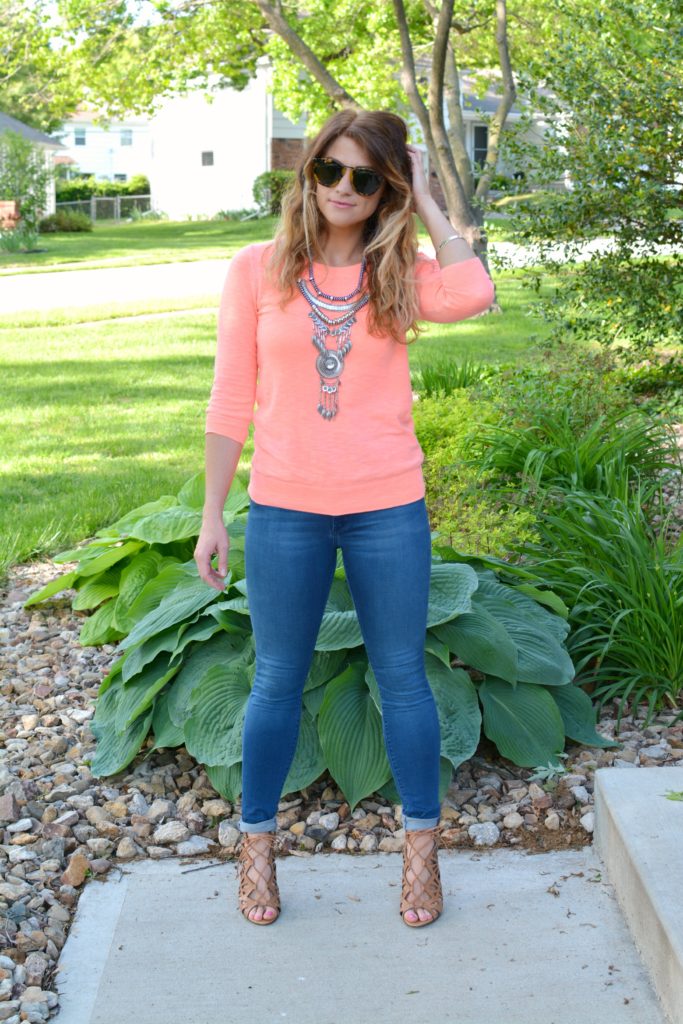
594, 764, 683, 1024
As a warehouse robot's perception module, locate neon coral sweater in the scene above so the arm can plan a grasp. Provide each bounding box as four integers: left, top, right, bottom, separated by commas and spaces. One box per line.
205, 240, 495, 515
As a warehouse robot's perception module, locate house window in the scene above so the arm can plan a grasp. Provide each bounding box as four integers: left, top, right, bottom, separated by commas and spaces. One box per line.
120, 129, 132, 146
74, 127, 86, 146
201, 151, 214, 166
473, 125, 488, 171
114, 174, 127, 182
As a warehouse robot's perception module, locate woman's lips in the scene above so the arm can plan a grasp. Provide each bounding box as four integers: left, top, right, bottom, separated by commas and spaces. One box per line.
329, 200, 354, 207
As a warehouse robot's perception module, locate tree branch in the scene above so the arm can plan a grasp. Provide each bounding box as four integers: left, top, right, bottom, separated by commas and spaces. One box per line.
253, 0, 361, 110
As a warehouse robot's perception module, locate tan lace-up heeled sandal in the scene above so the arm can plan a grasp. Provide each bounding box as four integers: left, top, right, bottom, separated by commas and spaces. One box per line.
237, 831, 281, 925
400, 825, 443, 928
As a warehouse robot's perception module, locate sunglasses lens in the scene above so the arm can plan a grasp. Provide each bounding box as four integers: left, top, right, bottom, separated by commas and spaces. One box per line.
352, 169, 383, 196
312, 158, 342, 187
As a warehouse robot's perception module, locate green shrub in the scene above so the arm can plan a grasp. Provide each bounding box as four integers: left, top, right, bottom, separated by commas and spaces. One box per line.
24, 471, 613, 800
56, 174, 151, 202
252, 170, 295, 216
212, 208, 260, 221
475, 337, 633, 433
39, 210, 93, 233
412, 390, 541, 560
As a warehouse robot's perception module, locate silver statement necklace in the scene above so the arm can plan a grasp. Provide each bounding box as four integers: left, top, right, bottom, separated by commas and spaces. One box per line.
297, 254, 369, 419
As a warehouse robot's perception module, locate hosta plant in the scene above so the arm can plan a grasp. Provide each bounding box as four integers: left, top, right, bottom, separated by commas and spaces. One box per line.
25, 472, 619, 809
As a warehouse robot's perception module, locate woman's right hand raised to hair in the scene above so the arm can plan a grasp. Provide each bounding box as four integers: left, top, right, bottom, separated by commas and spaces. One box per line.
194, 512, 230, 591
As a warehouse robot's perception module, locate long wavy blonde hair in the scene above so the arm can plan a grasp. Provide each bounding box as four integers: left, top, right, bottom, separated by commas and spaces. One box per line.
265, 108, 425, 345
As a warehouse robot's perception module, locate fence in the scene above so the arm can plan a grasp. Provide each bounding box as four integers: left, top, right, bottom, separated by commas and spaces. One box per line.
55, 194, 152, 222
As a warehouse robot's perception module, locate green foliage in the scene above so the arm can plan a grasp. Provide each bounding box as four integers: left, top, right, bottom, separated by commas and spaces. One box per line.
24, 471, 609, 802
465, 406, 680, 508
252, 170, 296, 217
415, 354, 496, 397
56, 174, 151, 201
613, 356, 683, 421
412, 389, 541, 560
0, 0, 81, 133
0, 129, 52, 246
39, 210, 93, 233
476, 338, 633, 432
500, 488, 683, 731
498, 0, 683, 363
212, 208, 260, 221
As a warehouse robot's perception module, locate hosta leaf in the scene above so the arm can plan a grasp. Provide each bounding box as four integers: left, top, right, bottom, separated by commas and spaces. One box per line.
476, 570, 571, 645
100, 495, 178, 538
315, 578, 363, 650
23, 570, 77, 607
223, 474, 251, 516
149, 686, 185, 751
98, 654, 125, 697
183, 662, 252, 766
126, 505, 204, 544
303, 649, 348, 692
282, 707, 327, 796
75, 540, 145, 578
424, 631, 451, 668
79, 598, 126, 647
551, 684, 620, 749
119, 567, 223, 650
424, 654, 481, 770
116, 652, 180, 732
479, 677, 566, 767
205, 762, 242, 803
121, 609, 204, 682
426, 562, 479, 627
88, 706, 153, 777
72, 568, 121, 611
317, 662, 391, 810
177, 471, 207, 510
169, 612, 231, 663
113, 550, 180, 632
166, 633, 249, 727
114, 561, 192, 635
510, 583, 569, 620
302, 681, 329, 721
431, 604, 518, 683
471, 577, 575, 686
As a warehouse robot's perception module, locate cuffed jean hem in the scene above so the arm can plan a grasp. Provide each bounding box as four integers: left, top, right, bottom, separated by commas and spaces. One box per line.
404, 815, 440, 831
239, 817, 277, 833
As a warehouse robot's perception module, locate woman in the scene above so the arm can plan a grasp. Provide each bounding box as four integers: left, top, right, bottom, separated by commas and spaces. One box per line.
194, 108, 494, 929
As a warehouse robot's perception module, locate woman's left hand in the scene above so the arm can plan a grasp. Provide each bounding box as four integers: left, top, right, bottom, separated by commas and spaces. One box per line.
406, 144, 431, 210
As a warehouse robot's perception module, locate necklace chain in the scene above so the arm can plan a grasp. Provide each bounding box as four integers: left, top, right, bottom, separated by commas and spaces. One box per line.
298, 254, 369, 420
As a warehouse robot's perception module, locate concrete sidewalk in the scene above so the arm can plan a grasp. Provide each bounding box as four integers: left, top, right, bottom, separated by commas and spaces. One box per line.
54, 842, 670, 1024
0, 259, 229, 314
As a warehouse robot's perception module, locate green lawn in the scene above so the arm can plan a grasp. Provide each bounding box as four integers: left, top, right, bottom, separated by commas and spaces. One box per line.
0, 212, 517, 274
0, 217, 281, 274
0, 265, 559, 584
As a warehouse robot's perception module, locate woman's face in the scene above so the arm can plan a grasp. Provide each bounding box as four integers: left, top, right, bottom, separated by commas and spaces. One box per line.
313, 135, 386, 230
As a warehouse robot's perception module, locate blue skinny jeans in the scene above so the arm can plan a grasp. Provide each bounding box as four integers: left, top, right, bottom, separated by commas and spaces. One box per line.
238, 495, 442, 834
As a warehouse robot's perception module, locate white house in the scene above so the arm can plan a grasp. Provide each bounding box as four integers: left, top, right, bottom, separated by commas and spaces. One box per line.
0, 110, 66, 217
53, 107, 151, 182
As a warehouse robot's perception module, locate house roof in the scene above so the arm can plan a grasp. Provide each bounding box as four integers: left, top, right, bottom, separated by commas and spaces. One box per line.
0, 111, 66, 150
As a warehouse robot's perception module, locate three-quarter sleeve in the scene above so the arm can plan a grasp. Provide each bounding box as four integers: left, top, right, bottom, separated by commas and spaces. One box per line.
414, 253, 495, 323
204, 244, 258, 444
